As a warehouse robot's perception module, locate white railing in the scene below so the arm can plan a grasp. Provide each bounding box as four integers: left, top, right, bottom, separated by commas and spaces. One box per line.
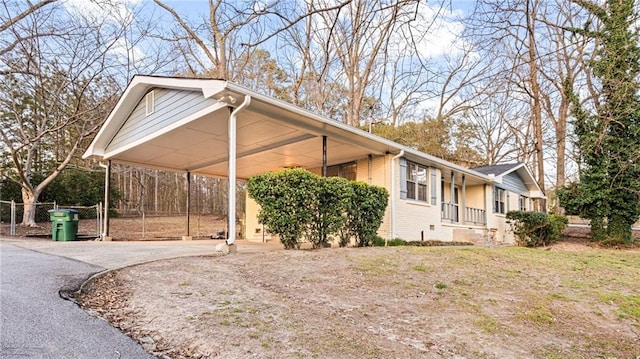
441, 202, 486, 225
441, 202, 459, 223
465, 207, 487, 225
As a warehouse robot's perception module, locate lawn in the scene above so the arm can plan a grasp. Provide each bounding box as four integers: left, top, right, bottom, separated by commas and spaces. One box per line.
77, 243, 640, 358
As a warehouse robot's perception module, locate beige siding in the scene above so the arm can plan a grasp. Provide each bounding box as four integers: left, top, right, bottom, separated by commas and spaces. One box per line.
395, 199, 449, 241
245, 195, 283, 243
464, 186, 485, 209
308, 167, 322, 176
245, 196, 264, 242
369, 155, 391, 238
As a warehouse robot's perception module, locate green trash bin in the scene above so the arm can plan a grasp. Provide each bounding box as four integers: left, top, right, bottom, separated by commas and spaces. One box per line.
48, 209, 79, 241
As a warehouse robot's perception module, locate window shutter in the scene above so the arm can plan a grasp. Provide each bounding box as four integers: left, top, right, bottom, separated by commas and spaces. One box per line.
430, 167, 437, 205
492, 186, 497, 213
399, 157, 407, 199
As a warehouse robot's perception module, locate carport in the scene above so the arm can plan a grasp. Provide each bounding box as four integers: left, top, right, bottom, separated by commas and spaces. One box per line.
83, 75, 400, 244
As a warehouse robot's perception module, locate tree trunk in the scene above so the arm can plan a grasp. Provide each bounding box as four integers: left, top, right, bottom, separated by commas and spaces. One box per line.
20, 188, 40, 227
526, 0, 546, 208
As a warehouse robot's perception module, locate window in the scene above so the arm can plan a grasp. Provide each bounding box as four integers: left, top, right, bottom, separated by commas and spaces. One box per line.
519, 195, 528, 211
406, 162, 428, 201
493, 187, 506, 214
145, 90, 155, 116
326, 162, 356, 181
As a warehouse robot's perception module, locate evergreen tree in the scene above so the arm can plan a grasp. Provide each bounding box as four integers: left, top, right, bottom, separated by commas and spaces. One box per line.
565, 0, 640, 243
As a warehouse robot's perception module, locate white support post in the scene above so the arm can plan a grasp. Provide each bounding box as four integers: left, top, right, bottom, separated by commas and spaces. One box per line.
461, 175, 466, 224
10, 200, 16, 236
226, 95, 251, 246
97, 202, 102, 239
450, 172, 455, 223
100, 160, 112, 241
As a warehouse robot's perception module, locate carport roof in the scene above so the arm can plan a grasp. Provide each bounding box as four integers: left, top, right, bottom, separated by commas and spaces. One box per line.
83, 75, 491, 183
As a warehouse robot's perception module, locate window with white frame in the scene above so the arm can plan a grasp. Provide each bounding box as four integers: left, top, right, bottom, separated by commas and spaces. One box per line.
407, 162, 428, 201
519, 195, 528, 211
493, 187, 506, 214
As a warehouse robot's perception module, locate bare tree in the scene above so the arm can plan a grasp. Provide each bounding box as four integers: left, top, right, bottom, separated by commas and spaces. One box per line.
152, 0, 269, 80
0, 0, 57, 56
462, 0, 596, 207
0, 1, 166, 226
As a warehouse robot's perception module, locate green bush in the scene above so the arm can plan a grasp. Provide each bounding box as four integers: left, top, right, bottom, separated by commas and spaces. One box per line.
247, 168, 317, 249
248, 169, 389, 249
307, 176, 353, 249
506, 211, 568, 247
371, 237, 405, 246
405, 240, 474, 247
344, 182, 389, 247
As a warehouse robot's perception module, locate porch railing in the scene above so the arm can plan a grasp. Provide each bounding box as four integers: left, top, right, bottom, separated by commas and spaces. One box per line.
465, 207, 487, 225
441, 202, 459, 223
441, 202, 486, 225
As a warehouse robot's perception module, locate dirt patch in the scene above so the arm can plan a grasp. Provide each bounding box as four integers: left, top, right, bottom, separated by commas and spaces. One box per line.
76, 244, 640, 359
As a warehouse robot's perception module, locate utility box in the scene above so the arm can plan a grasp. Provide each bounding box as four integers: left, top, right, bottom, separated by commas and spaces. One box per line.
48, 209, 79, 241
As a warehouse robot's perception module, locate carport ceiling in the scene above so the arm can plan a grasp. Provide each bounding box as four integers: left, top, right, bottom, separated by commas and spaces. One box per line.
111, 106, 379, 178
86, 76, 492, 185
90, 77, 401, 178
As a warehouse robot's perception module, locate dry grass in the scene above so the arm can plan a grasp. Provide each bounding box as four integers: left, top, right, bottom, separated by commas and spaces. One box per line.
77, 244, 640, 359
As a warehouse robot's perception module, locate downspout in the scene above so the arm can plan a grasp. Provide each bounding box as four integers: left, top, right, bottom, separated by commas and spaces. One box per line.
226, 95, 251, 246
390, 150, 405, 241
186, 172, 191, 238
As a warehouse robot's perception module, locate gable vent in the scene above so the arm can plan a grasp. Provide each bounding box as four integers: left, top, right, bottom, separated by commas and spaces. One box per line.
145, 90, 155, 116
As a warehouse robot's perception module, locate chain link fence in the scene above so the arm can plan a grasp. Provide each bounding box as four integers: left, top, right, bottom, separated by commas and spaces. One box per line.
0, 200, 16, 236
108, 210, 231, 241
0, 201, 101, 239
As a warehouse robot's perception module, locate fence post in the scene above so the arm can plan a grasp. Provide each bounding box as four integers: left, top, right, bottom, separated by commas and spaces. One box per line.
11, 200, 16, 236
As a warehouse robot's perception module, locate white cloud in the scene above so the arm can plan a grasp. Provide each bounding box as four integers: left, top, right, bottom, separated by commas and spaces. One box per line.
390, 2, 467, 59
112, 37, 146, 64
62, 0, 140, 25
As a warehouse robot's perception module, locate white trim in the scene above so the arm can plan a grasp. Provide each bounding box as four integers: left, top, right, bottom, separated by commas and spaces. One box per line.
390, 150, 405, 240
102, 102, 228, 159
404, 200, 432, 208
226, 95, 251, 246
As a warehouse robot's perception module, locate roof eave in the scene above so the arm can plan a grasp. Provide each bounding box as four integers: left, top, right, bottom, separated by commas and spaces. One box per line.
83, 75, 228, 160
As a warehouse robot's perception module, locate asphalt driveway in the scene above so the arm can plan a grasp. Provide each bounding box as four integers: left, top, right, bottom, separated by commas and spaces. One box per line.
0, 238, 279, 358
0, 241, 154, 358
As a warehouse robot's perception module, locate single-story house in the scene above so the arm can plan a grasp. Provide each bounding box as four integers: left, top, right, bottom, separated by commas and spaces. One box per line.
83, 75, 545, 245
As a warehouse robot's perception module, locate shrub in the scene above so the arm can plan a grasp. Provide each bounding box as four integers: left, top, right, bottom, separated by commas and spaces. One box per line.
405, 240, 473, 247
307, 176, 353, 249
247, 168, 317, 249
506, 211, 568, 247
248, 169, 389, 249
344, 182, 389, 247
371, 237, 405, 246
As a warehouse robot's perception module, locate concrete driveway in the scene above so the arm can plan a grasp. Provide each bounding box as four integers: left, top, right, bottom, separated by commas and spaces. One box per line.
0, 237, 280, 358
2, 237, 281, 269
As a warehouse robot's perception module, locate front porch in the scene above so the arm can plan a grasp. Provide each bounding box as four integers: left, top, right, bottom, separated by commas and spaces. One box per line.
440, 169, 489, 226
